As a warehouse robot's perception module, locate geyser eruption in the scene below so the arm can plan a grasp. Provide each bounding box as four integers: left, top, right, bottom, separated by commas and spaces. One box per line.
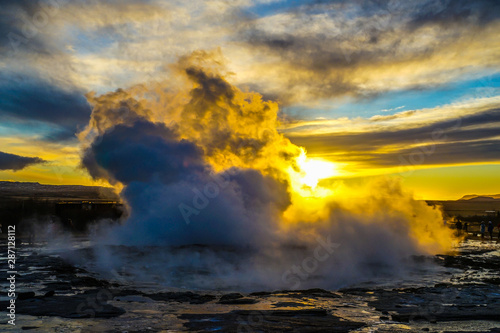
78, 50, 454, 290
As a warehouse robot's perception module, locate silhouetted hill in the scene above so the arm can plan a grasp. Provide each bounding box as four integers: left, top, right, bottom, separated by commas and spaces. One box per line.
427, 195, 500, 218
459, 194, 500, 201
0, 181, 119, 201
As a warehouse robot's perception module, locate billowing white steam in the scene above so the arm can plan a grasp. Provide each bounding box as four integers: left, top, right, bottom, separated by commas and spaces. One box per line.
76, 51, 453, 291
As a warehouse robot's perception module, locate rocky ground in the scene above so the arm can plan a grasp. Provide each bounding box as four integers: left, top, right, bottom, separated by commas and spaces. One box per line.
1, 239, 499, 332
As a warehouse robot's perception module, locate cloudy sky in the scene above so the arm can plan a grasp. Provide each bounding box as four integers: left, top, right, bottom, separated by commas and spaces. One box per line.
1, 0, 499, 199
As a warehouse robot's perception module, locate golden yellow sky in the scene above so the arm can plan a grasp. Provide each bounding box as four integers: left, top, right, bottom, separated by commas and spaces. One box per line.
1, 0, 499, 201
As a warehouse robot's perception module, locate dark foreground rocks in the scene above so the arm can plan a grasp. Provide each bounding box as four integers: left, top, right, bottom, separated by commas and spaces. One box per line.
180, 309, 365, 332
342, 245, 500, 326
0, 292, 125, 318
2, 240, 500, 332
342, 283, 500, 323
145, 291, 216, 304
218, 292, 259, 304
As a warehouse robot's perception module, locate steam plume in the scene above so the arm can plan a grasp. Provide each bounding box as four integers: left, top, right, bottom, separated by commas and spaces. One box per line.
78, 50, 454, 290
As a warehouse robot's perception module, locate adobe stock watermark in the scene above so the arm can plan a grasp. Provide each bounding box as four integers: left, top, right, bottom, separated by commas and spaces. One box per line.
7, 0, 68, 55
396, 126, 454, 177
178, 127, 275, 225
282, 235, 340, 290
178, 168, 238, 225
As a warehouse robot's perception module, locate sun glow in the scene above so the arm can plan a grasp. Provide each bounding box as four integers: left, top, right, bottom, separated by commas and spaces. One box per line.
288, 151, 339, 197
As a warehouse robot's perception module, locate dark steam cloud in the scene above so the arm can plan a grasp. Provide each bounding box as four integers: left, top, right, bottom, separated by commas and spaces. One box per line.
82, 121, 206, 184
82, 117, 290, 247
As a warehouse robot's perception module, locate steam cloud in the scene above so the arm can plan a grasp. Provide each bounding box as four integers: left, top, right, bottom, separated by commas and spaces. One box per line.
78, 51, 454, 290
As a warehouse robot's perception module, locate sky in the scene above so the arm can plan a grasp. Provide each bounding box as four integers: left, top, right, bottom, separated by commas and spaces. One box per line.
0, 0, 499, 200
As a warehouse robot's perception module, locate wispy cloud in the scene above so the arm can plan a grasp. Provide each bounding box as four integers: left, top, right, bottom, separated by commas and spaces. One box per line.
235, 0, 500, 104
2, 0, 499, 104
285, 97, 500, 171
381, 105, 405, 112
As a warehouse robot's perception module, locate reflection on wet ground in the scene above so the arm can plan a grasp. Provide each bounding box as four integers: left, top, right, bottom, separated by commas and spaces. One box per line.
1, 239, 499, 332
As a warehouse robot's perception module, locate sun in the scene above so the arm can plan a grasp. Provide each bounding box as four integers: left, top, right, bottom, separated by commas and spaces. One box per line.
288, 151, 339, 197
299, 157, 338, 188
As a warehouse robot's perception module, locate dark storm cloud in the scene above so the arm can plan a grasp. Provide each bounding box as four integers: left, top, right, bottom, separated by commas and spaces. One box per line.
0, 74, 91, 139
0, 151, 45, 171
289, 107, 500, 167
82, 116, 290, 247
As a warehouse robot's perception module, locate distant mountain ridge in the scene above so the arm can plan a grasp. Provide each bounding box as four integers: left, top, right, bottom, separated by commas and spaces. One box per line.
0, 181, 119, 201
459, 194, 500, 201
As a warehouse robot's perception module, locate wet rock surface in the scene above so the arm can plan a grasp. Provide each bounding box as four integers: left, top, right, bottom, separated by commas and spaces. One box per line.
180, 309, 365, 332
145, 291, 216, 304
0, 293, 126, 318
1, 239, 500, 332
218, 292, 258, 304
250, 288, 341, 299
342, 284, 500, 323
341, 243, 500, 329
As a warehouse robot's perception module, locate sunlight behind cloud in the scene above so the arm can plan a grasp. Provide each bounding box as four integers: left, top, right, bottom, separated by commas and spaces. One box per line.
288, 150, 339, 198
